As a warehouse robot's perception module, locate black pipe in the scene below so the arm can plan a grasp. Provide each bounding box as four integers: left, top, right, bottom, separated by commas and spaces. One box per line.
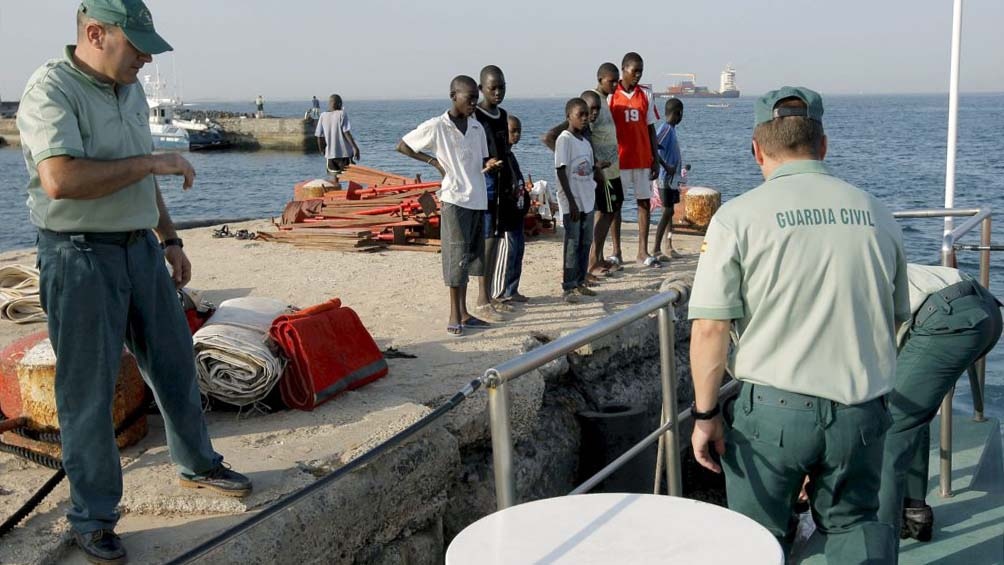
165, 378, 483, 564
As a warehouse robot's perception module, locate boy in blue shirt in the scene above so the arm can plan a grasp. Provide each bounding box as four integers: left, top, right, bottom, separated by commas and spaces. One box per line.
652, 98, 683, 261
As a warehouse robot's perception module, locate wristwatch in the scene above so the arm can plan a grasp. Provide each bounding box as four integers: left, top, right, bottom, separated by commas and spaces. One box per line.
691, 402, 720, 420
160, 237, 184, 249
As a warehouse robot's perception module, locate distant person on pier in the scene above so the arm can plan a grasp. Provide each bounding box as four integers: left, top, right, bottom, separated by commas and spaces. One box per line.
492, 114, 531, 303
396, 75, 501, 336
17, 1, 253, 562
316, 94, 360, 175
688, 86, 909, 563
877, 264, 1002, 543
473, 65, 513, 319
255, 94, 264, 117
310, 95, 320, 119
609, 52, 661, 268
542, 63, 623, 278
652, 97, 684, 262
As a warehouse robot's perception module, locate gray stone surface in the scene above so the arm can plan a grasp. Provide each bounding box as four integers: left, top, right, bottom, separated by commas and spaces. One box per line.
0, 226, 703, 564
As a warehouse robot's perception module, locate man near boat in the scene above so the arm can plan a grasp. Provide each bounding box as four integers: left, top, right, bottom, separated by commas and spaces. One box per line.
16, 0, 252, 562
315, 94, 361, 175
688, 86, 909, 562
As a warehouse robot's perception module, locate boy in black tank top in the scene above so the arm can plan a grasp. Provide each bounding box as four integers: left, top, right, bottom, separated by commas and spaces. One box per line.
473, 65, 513, 318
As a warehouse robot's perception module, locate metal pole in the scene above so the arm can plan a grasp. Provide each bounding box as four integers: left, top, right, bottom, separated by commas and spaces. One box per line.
973, 216, 992, 422
487, 371, 516, 510
658, 307, 682, 497
943, 0, 964, 236
940, 239, 957, 497
653, 406, 665, 494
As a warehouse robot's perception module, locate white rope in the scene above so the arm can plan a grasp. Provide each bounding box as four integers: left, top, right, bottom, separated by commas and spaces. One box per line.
0, 265, 45, 324
192, 297, 291, 407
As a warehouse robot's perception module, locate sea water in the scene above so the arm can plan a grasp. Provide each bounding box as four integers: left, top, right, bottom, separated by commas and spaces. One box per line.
1, 93, 1002, 418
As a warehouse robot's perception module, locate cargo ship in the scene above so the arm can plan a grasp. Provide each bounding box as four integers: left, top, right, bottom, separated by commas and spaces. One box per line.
657, 65, 740, 99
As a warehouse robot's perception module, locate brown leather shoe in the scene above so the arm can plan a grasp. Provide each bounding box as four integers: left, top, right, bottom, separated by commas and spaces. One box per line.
74, 529, 127, 564
180, 463, 252, 498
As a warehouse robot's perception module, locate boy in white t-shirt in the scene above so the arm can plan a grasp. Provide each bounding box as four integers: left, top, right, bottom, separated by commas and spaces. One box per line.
396, 76, 502, 336
554, 98, 598, 303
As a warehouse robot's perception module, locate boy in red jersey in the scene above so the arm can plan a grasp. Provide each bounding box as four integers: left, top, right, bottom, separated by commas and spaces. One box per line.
609, 52, 661, 267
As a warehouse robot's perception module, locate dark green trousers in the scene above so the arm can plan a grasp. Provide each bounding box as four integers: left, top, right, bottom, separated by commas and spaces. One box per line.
877, 281, 1002, 535
724, 382, 896, 563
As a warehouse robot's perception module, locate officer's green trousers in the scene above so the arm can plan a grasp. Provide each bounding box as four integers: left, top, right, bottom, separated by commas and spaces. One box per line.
724, 382, 896, 563
877, 281, 1002, 535
37, 229, 221, 535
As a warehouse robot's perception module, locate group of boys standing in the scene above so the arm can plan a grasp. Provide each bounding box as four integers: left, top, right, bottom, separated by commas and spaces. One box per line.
397, 52, 686, 333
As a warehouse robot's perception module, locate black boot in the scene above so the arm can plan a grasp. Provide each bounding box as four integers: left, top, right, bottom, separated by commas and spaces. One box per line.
901, 503, 934, 542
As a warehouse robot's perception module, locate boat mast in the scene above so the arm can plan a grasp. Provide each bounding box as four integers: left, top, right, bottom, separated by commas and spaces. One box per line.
944, 0, 963, 236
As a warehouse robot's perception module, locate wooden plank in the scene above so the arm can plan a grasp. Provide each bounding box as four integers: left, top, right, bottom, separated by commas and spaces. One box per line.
383, 244, 441, 253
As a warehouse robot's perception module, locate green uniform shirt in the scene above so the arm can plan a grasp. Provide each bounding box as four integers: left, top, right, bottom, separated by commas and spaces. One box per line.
17, 46, 159, 233
689, 160, 911, 405
896, 264, 970, 345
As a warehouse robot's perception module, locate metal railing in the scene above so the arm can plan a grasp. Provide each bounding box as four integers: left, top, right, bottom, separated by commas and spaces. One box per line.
893, 207, 995, 497
487, 289, 690, 509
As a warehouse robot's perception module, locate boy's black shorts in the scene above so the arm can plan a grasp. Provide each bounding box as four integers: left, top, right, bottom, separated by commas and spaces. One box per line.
594, 176, 624, 214
658, 178, 681, 211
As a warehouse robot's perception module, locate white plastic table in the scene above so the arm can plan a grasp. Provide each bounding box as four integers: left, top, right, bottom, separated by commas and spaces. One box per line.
446, 493, 783, 565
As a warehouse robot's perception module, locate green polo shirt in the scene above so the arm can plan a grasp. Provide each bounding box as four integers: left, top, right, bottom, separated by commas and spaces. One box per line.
689, 160, 911, 404
17, 46, 159, 233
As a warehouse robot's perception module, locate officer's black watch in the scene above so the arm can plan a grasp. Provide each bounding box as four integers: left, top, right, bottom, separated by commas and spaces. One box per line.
691, 402, 721, 420
161, 237, 184, 249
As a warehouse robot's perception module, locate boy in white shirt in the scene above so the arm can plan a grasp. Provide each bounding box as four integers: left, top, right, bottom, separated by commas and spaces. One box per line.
397, 76, 501, 336
554, 98, 598, 303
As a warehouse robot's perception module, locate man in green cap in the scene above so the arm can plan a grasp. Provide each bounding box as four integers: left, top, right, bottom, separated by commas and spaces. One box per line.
17, 2, 251, 563
687, 86, 910, 562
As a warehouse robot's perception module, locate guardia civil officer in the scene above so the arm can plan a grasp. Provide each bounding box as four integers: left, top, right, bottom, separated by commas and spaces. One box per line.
17, 1, 251, 562
687, 86, 911, 563
878, 264, 1002, 542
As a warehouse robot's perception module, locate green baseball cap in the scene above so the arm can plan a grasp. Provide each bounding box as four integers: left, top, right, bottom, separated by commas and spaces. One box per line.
754, 86, 824, 126
79, 0, 172, 55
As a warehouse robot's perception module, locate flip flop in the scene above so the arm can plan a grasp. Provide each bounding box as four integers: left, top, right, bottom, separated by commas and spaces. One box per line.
462, 316, 491, 329
643, 256, 663, 268
604, 257, 625, 272
447, 324, 464, 337
653, 253, 671, 263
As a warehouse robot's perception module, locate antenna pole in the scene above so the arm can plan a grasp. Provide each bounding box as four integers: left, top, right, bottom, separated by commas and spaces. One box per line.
944, 0, 963, 235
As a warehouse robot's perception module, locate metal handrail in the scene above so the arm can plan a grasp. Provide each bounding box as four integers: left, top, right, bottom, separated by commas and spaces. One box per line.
487, 289, 683, 510
893, 207, 995, 498
165, 376, 484, 564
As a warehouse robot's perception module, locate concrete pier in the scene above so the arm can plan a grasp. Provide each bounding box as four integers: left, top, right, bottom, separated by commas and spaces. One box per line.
0, 222, 705, 564
0, 116, 316, 152
0, 118, 19, 147
216, 117, 315, 152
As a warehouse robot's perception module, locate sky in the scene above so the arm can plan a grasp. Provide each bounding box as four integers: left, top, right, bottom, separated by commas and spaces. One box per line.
1, 0, 1002, 102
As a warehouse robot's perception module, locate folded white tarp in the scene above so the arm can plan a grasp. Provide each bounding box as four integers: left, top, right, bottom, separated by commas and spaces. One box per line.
192, 296, 292, 407
0, 265, 45, 324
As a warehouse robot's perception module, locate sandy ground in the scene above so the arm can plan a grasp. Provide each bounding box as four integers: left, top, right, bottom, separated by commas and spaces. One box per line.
0, 219, 700, 564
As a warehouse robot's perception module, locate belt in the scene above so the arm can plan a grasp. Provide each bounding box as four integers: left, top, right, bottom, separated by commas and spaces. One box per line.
38, 228, 148, 247
914, 279, 980, 326
741, 382, 877, 411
